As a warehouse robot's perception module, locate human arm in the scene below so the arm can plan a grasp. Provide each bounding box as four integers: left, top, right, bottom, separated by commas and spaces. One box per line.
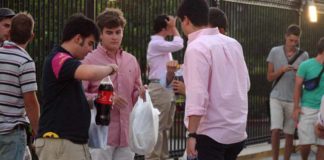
172, 80, 186, 95
315, 123, 324, 139
186, 115, 201, 158
74, 64, 118, 81
23, 91, 40, 135
166, 16, 180, 37
293, 75, 303, 123
166, 60, 178, 85
267, 62, 294, 82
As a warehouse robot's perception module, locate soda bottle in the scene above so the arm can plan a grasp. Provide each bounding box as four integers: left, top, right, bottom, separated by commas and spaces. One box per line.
174, 65, 186, 111
94, 76, 113, 125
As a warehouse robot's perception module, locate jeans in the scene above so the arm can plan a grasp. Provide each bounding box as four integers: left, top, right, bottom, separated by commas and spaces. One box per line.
0, 127, 27, 160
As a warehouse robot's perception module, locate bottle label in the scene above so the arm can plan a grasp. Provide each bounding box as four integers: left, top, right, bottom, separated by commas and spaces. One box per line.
97, 91, 113, 105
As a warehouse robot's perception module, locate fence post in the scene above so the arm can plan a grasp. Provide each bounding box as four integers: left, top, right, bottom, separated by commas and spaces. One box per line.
85, 0, 95, 20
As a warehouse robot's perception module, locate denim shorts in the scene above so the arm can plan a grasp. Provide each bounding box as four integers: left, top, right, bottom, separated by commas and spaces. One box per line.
0, 127, 27, 160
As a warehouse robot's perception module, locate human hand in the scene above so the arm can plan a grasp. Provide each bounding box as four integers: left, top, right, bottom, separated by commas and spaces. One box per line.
108, 64, 118, 75
315, 123, 324, 139
139, 85, 147, 102
112, 94, 128, 108
172, 80, 185, 95
166, 60, 178, 74
186, 137, 198, 159
292, 107, 302, 124
281, 65, 294, 73
166, 16, 176, 28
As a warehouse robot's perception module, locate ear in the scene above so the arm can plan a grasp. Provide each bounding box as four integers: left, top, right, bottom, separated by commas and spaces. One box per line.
183, 16, 190, 26
74, 34, 82, 44
29, 32, 35, 41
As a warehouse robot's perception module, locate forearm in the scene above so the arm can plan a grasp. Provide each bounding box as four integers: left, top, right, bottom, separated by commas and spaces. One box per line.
166, 71, 175, 86
75, 64, 115, 81
24, 93, 40, 134
188, 115, 202, 133
268, 69, 284, 82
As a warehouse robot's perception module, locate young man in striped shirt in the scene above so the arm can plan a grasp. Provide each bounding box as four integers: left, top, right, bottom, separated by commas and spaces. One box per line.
0, 12, 40, 160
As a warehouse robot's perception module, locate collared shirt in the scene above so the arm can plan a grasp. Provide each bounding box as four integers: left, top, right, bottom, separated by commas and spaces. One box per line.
183, 28, 250, 144
82, 44, 142, 147
147, 35, 183, 81
0, 41, 37, 134
38, 46, 90, 144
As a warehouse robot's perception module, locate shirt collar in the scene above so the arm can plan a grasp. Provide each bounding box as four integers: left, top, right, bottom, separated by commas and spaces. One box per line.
188, 27, 220, 44
97, 44, 123, 58
2, 40, 28, 55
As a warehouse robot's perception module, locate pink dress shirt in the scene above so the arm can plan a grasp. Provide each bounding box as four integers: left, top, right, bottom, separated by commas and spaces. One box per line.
147, 35, 183, 80
184, 28, 250, 144
82, 45, 142, 147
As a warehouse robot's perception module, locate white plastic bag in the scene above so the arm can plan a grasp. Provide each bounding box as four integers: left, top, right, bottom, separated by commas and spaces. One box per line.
129, 90, 160, 155
88, 108, 109, 148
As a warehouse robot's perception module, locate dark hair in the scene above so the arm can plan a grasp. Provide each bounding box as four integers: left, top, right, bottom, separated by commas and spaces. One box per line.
317, 37, 324, 55
62, 13, 99, 42
153, 15, 169, 34
209, 7, 228, 30
96, 8, 126, 32
10, 12, 34, 44
286, 24, 301, 37
0, 8, 15, 21
177, 0, 209, 27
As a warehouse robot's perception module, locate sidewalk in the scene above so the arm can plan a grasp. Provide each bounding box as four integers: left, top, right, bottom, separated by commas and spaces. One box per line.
238, 140, 316, 160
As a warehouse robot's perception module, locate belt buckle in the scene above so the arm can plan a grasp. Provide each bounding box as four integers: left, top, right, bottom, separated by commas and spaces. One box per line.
42, 132, 59, 138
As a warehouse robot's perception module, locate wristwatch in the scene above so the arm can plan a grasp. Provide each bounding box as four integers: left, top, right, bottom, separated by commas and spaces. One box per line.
187, 132, 197, 139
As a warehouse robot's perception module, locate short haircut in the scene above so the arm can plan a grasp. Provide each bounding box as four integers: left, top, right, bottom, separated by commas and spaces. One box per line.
209, 7, 228, 31
317, 37, 324, 55
177, 0, 209, 27
10, 12, 34, 44
153, 15, 169, 34
96, 8, 126, 32
62, 13, 99, 42
286, 24, 301, 37
0, 8, 15, 21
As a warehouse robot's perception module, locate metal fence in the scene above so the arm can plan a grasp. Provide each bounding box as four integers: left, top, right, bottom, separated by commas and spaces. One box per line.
1, 0, 324, 159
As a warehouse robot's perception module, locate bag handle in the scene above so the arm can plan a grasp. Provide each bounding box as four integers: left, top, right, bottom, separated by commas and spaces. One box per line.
270, 49, 304, 91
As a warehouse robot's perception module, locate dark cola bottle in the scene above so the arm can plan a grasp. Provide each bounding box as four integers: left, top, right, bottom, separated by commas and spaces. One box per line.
174, 65, 186, 111
94, 76, 113, 125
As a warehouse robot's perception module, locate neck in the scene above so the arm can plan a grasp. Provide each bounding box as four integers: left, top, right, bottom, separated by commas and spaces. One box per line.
106, 48, 119, 58
284, 45, 296, 53
61, 42, 76, 56
190, 25, 208, 34
156, 32, 167, 38
316, 53, 324, 64
17, 43, 28, 49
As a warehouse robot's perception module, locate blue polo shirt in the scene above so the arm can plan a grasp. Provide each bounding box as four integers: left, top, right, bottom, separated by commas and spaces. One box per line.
37, 46, 90, 144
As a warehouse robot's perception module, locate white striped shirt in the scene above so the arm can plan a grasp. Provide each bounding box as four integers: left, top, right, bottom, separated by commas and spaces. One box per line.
0, 41, 37, 134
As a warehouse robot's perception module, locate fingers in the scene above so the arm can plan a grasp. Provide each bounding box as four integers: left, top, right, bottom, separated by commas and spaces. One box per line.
112, 95, 128, 107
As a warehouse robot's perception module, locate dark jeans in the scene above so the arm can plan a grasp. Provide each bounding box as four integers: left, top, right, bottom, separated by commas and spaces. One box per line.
196, 134, 245, 160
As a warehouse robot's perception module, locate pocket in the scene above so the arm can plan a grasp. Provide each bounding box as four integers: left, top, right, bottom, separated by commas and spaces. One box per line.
34, 139, 45, 148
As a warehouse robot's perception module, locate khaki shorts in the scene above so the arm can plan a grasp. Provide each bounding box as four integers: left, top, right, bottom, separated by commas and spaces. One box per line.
298, 107, 324, 145
270, 98, 295, 134
35, 138, 91, 160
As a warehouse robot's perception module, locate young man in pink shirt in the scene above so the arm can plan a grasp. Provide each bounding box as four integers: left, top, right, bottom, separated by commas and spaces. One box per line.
177, 0, 250, 159
82, 8, 144, 160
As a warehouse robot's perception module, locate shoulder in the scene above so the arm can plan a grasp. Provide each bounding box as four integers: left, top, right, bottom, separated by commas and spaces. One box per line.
122, 51, 138, 62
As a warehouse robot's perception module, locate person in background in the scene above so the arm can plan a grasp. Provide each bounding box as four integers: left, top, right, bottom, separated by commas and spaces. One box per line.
177, 0, 250, 159
0, 12, 39, 160
0, 8, 15, 46
145, 14, 184, 160
35, 13, 118, 160
267, 24, 308, 160
83, 8, 144, 160
172, 7, 228, 97
293, 37, 324, 160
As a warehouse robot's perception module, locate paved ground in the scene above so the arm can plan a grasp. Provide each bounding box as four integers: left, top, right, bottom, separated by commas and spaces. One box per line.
262, 151, 316, 160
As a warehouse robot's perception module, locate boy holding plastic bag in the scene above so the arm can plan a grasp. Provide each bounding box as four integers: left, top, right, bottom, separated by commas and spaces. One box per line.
82, 8, 145, 160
